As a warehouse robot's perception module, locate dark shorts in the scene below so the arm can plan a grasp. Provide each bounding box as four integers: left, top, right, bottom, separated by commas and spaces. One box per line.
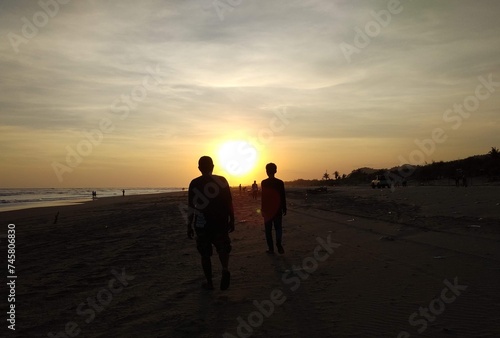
196, 229, 232, 257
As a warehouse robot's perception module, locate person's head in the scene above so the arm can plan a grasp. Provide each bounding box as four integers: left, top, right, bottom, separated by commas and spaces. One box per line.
265, 162, 277, 177
198, 156, 214, 175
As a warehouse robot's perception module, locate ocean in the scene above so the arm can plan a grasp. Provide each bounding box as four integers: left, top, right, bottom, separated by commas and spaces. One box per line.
0, 187, 184, 212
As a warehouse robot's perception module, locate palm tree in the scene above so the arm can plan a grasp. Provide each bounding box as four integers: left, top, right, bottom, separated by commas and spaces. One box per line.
489, 146, 499, 158
334, 171, 340, 180
322, 171, 330, 181
488, 146, 500, 178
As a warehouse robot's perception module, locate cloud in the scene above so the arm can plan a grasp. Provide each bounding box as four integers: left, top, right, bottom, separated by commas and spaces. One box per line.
1, 0, 499, 186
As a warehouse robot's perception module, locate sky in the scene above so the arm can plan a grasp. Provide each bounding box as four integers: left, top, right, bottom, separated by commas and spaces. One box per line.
1, 0, 499, 188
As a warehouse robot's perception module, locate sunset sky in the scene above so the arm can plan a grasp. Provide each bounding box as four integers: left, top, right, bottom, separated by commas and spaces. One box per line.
1, 0, 499, 188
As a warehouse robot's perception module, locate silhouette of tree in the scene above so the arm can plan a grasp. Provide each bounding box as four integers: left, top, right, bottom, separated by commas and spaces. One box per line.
488, 146, 500, 179
289, 148, 500, 186
322, 171, 330, 181
489, 146, 499, 158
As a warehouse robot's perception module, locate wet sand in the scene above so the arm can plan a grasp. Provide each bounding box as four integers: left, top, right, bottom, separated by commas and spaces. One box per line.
1, 186, 500, 337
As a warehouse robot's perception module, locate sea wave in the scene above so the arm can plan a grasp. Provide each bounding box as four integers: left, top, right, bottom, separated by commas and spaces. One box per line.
0, 187, 184, 211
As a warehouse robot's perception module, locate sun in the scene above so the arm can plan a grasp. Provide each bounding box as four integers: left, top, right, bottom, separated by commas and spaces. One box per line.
217, 140, 258, 177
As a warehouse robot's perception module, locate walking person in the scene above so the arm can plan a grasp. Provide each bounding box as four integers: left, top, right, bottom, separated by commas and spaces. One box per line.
252, 180, 258, 199
187, 156, 235, 290
261, 163, 287, 254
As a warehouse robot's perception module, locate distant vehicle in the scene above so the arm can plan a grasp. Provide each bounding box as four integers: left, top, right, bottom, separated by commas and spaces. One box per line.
371, 175, 391, 188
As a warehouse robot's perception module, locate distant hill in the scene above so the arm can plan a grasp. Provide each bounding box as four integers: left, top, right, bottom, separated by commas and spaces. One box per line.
356, 167, 377, 174
286, 148, 500, 186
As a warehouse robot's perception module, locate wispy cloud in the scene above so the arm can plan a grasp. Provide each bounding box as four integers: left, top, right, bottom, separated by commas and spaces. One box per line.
1, 0, 499, 186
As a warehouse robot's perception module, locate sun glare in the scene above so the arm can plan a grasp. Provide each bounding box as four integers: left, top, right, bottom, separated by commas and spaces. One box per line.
217, 140, 258, 177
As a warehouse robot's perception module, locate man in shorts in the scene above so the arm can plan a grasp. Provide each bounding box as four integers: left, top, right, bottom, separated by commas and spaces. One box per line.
187, 156, 235, 290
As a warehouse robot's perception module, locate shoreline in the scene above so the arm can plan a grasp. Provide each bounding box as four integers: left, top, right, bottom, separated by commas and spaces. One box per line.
0, 199, 90, 213
0, 187, 185, 213
0, 190, 187, 214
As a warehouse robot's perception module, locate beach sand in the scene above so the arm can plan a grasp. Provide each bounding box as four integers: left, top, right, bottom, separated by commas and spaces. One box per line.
1, 186, 500, 337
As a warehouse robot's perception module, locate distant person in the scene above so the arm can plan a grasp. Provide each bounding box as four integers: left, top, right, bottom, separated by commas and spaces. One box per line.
239, 184, 242, 195
261, 163, 287, 254
187, 156, 235, 290
122, 189, 125, 196
252, 180, 258, 199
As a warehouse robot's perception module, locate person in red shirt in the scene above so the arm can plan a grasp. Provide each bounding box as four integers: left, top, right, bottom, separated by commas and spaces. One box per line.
261, 163, 287, 254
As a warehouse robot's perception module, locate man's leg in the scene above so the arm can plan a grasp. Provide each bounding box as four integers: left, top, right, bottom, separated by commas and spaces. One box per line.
215, 232, 231, 290
201, 256, 214, 289
197, 232, 214, 290
265, 220, 274, 253
274, 215, 284, 254
218, 251, 229, 270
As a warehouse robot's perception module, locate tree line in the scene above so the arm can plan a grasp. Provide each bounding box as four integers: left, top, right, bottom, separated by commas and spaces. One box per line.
286, 147, 500, 187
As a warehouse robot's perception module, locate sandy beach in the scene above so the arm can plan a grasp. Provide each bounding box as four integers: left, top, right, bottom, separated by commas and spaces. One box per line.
2, 186, 500, 337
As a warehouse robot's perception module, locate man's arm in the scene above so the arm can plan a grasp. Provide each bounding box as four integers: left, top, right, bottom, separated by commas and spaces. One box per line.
228, 207, 235, 233
187, 210, 195, 239
281, 180, 287, 216
187, 183, 195, 239
225, 182, 235, 233
260, 180, 266, 215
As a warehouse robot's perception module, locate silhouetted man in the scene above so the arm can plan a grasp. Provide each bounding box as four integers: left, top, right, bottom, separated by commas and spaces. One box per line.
261, 163, 287, 254
187, 156, 235, 290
